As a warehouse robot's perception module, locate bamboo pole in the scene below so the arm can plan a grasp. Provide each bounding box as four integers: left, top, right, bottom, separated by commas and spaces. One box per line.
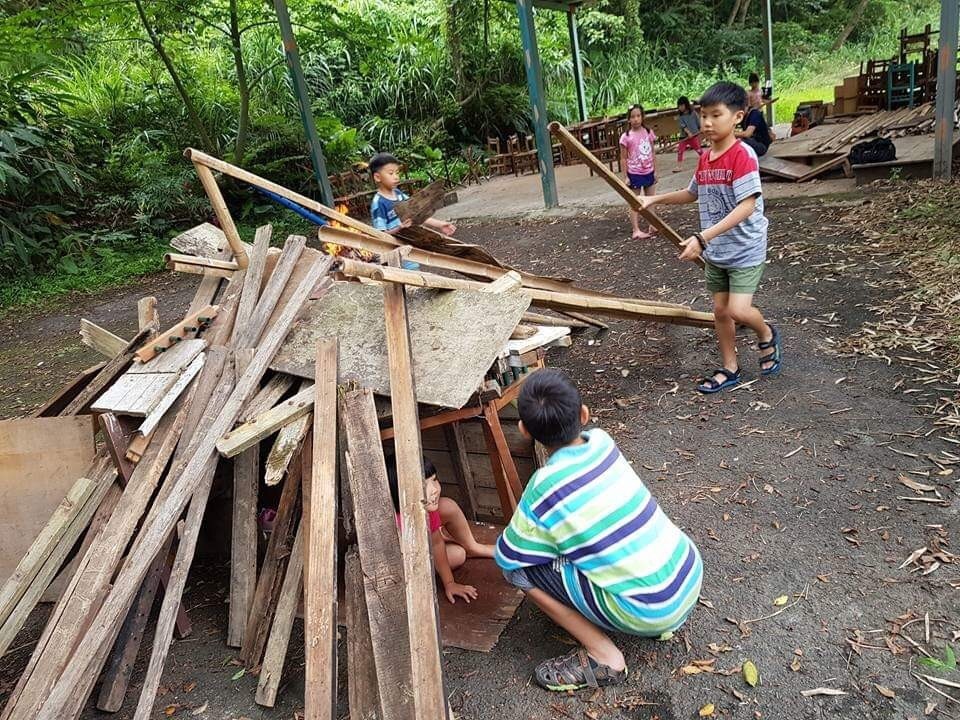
337, 259, 714, 328
548, 121, 705, 268
190, 161, 250, 269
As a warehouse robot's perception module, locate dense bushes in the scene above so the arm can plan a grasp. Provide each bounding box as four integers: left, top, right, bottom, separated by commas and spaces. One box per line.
0, 0, 940, 285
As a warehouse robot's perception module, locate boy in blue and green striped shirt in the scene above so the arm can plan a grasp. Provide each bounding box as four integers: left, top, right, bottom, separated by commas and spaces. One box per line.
496, 369, 703, 691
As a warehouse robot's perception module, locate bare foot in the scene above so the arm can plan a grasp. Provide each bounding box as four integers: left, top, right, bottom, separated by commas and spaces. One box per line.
633, 230, 652, 239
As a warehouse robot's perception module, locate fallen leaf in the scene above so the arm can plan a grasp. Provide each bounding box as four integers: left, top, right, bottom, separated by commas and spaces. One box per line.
898, 475, 935, 492
183, 681, 196, 693
191, 702, 208, 716
680, 664, 704, 675
874, 684, 895, 698
742, 660, 759, 687
699, 703, 715, 717
790, 656, 802, 672
773, 595, 789, 606
708, 642, 732, 654
164, 706, 179, 717
230, 668, 245, 681
800, 687, 847, 697
925, 701, 938, 715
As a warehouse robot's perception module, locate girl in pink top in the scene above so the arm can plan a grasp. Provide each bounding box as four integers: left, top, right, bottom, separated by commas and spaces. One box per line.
619, 105, 658, 240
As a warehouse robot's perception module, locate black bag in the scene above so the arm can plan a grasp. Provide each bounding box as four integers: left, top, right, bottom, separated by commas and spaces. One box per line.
850, 137, 896, 165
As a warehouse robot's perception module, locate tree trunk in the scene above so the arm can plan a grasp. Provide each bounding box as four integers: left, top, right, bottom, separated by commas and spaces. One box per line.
726, 0, 744, 27
446, 2, 464, 94
228, 0, 250, 165
832, 0, 871, 51
737, 0, 753, 24
133, 0, 216, 152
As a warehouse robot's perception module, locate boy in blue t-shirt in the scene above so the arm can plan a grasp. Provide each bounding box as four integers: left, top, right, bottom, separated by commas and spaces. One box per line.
368, 152, 456, 236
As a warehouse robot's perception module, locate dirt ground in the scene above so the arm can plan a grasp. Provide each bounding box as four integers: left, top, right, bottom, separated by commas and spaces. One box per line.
1, 186, 958, 720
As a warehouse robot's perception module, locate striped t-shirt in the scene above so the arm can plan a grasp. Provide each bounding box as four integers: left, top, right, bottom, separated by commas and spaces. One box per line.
495, 428, 702, 636
687, 140, 768, 269
369, 189, 409, 232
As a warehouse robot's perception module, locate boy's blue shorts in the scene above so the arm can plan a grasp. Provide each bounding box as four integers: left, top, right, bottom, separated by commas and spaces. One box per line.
627, 171, 655, 189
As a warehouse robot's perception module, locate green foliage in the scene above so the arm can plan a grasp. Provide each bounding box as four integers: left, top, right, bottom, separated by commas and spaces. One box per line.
919, 644, 956, 672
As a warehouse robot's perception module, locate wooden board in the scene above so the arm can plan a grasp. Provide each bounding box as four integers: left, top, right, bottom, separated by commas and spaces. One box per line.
503, 325, 570, 356
272, 282, 529, 408
758, 154, 814, 180
90, 372, 180, 417
127, 339, 205, 374
436, 522, 524, 652
0, 417, 96, 586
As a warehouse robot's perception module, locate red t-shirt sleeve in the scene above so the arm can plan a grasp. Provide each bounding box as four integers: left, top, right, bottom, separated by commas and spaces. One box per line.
428, 510, 443, 533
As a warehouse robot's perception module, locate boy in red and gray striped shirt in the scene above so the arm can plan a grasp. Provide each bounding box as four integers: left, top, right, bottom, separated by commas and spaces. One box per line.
640, 81, 783, 394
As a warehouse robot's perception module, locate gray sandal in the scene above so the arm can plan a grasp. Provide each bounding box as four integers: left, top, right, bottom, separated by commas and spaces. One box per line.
534, 648, 627, 692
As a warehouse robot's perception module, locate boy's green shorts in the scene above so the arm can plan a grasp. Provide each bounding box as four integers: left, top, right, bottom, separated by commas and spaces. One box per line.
704, 261, 765, 294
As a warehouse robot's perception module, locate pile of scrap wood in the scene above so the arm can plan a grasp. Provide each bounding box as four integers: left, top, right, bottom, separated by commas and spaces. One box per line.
0, 149, 713, 720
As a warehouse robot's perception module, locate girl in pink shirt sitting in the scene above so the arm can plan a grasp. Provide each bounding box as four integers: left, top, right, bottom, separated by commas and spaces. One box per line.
619, 105, 658, 240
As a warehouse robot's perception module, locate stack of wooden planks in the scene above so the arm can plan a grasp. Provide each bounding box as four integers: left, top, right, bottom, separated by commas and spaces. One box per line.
0, 148, 716, 719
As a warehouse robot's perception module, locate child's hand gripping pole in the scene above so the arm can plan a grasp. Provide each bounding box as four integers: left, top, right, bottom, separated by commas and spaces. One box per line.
548, 121, 705, 269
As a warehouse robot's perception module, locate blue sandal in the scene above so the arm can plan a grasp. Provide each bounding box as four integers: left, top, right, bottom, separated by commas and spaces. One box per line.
697, 367, 741, 394
758, 324, 783, 376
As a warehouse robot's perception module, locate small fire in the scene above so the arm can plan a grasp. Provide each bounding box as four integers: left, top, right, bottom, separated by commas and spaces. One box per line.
321, 203, 376, 261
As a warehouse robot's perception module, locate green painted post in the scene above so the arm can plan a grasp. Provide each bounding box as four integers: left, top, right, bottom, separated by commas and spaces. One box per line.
568, 6, 588, 123
933, 0, 958, 180
516, 0, 559, 209
273, 0, 335, 207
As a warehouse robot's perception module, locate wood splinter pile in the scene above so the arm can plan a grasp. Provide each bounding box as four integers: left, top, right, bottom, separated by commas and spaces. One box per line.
0, 149, 714, 720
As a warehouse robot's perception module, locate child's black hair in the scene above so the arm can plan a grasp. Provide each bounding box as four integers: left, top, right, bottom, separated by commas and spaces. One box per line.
518, 368, 583, 447
384, 454, 438, 513
699, 81, 747, 112
748, 72, 760, 85
369, 152, 400, 177
626, 103, 650, 132
677, 96, 693, 113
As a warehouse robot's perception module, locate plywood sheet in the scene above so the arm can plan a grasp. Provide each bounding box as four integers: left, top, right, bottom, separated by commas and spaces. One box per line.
0, 417, 96, 585
271, 281, 530, 408
437, 522, 524, 652
758, 155, 812, 180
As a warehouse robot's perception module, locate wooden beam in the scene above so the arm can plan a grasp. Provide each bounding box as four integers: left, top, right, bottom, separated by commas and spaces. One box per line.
255, 522, 304, 707
383, 276, 448, 717
340, 389, 414, 720
227, 350, 258, 648
344, 546, 380, 720
521, 311, 586, 328
482, 405, 522, 519
135, 354, 205, 436
338, 259, 715, 328
234, 224, 272, 332
31, 362, 106, 418
98, 413, 134, 483
164, 253, 241, 271
132, 306, 218, 364
241, 373, 297, 422
33, 257, 332, 720
168, 261, 236, 280
549, 121, 704, 267
444, 423, 478, 521
234, 235, 306, 349
304, 339, 339, 720
79, 319, 127, 358
217, 384, 314, 458
263, 407, 311, 486
190, 161, 250, 268
137, 296, 159, 336
60, 327, 152, 416
481, 271, 522, 293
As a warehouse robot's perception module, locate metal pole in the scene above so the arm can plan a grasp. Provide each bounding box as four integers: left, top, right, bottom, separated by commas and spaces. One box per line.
568, 7, 588, 123
933, 0, 958, 180
516, 0, 559, 209
273, 0, 335, 207
761, 0, 774, 126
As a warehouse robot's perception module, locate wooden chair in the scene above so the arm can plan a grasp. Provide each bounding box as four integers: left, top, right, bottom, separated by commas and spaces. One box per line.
509, 135, 539, 175
461, 146, 487, 185
486, 136, 514, 177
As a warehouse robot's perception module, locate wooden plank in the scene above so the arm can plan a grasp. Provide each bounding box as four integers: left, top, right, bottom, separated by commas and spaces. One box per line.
98, 413, 135, 483
128, 339, 205, 374
234, 235, 306, 349
757, 154, 813, 181
241, 373, 296, 422
382, 276, 448, 718
0, 417, 96, 586
304, 339, 338, 720
169, 261, 234, 279
137, 296, 159, 336
521, 311, 584, 328
481, 271, 522, 293
797, 152, 852, 182
549, 121, 703, 267
79, 319, 127, 358
481, 408, 520, 520
135, 354, 205, 436
504, 325, 570, 356
271, 281, 530, 408
60, 327, 152, 416
132, 306, 218, 364
263, 406, 311, 486
218, 385, 314, 458
31, 362, 106, 418
33, 258, 331, 720
90, 372, 179, 417
228, 350, 259, 648
443, 424, 478, 521
234, 224, 272, 332
344, 547, 380, 720
133, 358, 235, 720
339, 389, 414, 720
169, 222, 233, 258
255, 522, 305, 707
393, 179, 448, 226
164, 253, 240, 271
338, 259, 715, 329
0, 458, 115, 658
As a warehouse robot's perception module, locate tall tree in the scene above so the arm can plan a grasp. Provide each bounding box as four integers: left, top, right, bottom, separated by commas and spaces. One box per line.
832, 0, 871, 50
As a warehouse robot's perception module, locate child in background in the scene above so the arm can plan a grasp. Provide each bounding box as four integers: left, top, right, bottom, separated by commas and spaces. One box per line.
618, 105, 657, 240
747, 73, 763, 110
496, 369, 703, 691
386, 455, 495, 604
674, 95, 704, 172
368, 152, 456, 236
791, 111, 811, 136
639, 81, 783, 393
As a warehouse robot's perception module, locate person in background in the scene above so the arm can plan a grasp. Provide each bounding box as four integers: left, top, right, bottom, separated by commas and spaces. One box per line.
747, 72, 763, 110
674, 95, 704, 172
791, 111, 811, 136
368, 152, 456, 236
618, 104, 658, 240
736, 99, 773, 157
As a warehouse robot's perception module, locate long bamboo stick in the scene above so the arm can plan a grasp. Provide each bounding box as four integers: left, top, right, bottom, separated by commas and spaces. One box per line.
191, 163, 250, 269
549, 121, 705, 268
337, 259, 714, 328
